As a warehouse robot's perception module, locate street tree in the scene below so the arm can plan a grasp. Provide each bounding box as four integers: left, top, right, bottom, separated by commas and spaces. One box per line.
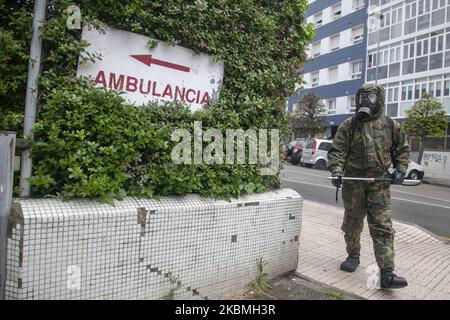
292, 92, 326, 138
403, 93, 449, 164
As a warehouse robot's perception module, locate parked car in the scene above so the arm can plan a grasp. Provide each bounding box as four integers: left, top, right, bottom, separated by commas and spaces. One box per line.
405, 160, 425, 180
289, 140, 306, 165
300, 137, 425, 180
284, 140, 305, 160
389, 160, 425, 181
300, 138, 333, 170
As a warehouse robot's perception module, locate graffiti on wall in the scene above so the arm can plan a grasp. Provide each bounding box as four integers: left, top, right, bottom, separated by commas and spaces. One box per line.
422, 151, 450, 180
423, 153, 448, 165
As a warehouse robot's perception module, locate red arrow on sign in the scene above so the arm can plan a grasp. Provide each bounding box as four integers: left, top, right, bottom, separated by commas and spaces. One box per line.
130, 55, 190, 73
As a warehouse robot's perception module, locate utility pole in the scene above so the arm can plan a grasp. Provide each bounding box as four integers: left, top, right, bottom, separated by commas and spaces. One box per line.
20, 0, 47, 197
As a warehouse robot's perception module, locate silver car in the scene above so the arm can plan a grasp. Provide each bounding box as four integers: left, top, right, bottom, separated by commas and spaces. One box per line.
300, 138, 333, 170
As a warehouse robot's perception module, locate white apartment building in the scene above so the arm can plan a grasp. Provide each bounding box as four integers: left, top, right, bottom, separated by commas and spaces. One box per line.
366, 0, 450, 118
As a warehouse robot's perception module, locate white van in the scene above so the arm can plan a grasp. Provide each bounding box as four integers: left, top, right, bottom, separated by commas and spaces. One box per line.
300, 138, 333, 170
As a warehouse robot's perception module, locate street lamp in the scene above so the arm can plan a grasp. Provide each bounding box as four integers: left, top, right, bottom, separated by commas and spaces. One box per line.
368, 5, 383, 85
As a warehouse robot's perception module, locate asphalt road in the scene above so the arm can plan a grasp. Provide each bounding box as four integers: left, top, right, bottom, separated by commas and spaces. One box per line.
281, 163, 450, 240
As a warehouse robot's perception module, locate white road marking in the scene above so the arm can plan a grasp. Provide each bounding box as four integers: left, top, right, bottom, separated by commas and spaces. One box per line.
282, 178, 336, 190
283, 178, 450, 210
282, 167, 326, 179
390, 188, 450, 204
390, 197, 450, 210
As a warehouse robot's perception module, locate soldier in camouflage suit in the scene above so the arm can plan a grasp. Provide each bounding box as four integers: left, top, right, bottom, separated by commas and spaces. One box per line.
328, 84, 409, 289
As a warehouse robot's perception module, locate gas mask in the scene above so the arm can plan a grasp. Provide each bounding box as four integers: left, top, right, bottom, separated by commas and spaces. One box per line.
356, 92, 378, 120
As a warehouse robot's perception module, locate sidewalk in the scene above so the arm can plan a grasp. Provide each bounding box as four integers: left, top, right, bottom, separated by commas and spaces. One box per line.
297, 201, 450, 300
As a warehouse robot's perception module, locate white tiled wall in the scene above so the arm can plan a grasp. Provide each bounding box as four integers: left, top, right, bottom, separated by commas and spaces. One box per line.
5, 189, 302, 300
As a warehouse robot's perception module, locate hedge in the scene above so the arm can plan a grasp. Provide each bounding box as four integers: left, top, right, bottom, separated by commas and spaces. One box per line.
0, 0, 313, 203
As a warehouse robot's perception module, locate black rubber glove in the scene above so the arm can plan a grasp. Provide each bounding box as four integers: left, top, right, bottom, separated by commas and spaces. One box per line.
390, 170, 405, 185
332, 172, 343, 188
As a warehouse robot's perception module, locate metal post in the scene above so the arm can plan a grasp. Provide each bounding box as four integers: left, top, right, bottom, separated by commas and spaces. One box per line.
0, 132, 16, 300
20, 0, 47, 197
444, 126, 448, 151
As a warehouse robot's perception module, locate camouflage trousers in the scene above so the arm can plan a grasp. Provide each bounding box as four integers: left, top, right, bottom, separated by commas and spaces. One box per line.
341, 180, 395, 271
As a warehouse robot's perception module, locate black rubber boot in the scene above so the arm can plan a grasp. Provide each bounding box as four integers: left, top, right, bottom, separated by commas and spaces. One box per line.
380, 270, 408, 289
340, 254, 360, 272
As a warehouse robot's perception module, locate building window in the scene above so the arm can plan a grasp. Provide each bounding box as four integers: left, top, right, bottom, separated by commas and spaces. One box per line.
404, 2, 417, 34
430, 32, 444, 54
401, 83, 414, 101
403, 60, 414, 75
387, 86, 399, 103
380, 10, 390, 29
330, 34, 340, 51
378, 48, 389, 66
332, 3, 342, 20
429, 77, 443, 97
445, 52, 450, 68
390, 5, 403, 39
349, 96, 356, 112
432, 0, 446, 9
403, 42, 415, 59
391, 6, 403, 25
405, 2, 417, 20
444, 78, 450, 96
389, 46, 401, 62
353, 0, 364, 10
311, 72, 319, 87
446, 32, 450, 50
312, 41, 321, 57
352, 25, 364, 44
431, 5, 446, 27
386, 103, 399, 117
328, 99, 336, 114
415, 56, 428, 73
417, 12, 431, 31
351, 61, 362, 79
368, 52, 377, 68
416, 37, 429, 57
368, 17, 380, 32
328, 67, 338, 84
314, 12, 322, 27
389, 62, 400, 77
430, 53, 443, 70
418, 0, 431, 15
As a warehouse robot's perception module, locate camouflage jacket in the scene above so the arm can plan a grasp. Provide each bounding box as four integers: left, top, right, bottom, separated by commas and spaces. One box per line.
328, 84, 410, 177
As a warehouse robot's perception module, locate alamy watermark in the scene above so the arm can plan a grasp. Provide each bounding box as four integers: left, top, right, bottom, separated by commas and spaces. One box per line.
171, 121, 280, 175
66, 5, 81, 30
366, 264, 381, 290
67, 265, 81, 290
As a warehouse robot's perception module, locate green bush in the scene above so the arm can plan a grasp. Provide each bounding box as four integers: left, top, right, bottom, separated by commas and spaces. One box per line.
0, 0, 313, 203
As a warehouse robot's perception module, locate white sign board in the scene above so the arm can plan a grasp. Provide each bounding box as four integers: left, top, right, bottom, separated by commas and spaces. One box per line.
77, 25, 224, 111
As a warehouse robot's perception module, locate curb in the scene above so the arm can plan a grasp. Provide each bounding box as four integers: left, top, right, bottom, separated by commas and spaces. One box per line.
294, 272, 367, 300
389, 217, 450, 245
423, 179, 450, 189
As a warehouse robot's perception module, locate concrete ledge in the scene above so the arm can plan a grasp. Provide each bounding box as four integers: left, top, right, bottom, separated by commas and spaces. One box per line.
5, 189, 302, 300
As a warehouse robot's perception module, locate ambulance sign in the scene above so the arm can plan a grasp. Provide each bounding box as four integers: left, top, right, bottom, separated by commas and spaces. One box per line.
77, 25, 224, 111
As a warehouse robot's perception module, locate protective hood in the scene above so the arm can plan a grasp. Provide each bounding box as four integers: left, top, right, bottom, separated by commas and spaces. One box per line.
355, 84, 385, 121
